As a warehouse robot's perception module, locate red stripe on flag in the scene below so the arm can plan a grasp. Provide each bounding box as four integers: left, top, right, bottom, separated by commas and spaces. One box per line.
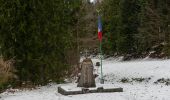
98, 31, 102, 41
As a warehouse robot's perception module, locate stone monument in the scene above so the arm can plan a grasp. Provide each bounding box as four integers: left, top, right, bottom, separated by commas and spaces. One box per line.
58, 56, 123, 95
77, 58, 96, 88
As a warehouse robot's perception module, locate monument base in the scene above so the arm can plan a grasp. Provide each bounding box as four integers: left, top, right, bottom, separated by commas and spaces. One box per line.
100, 79, 104, 84
58, 84, 123, 95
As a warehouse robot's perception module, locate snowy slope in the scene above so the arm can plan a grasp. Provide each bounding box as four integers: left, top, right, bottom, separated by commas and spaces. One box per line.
1, 58, 170, 100
92, 58, 170, 84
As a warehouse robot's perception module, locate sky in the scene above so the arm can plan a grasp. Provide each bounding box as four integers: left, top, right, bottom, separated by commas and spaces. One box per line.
90, 0, 95, 3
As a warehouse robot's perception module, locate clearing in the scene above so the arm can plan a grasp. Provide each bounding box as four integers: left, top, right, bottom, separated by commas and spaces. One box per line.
1, 57, 170, 100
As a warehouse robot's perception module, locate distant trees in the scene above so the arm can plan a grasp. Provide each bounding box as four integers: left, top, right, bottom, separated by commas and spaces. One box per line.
0, 0, 82, 85
137, 0, 170, 56
120, 0, 141, 54
101, 0, 170, 58
101, 0, 121, 55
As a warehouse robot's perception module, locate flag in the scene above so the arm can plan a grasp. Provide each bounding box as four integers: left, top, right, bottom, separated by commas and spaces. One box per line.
98, 16, 102, 41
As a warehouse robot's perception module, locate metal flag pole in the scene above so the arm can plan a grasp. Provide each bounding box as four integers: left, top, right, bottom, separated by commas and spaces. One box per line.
100, 38, 104, 84
97, 9, 104, 84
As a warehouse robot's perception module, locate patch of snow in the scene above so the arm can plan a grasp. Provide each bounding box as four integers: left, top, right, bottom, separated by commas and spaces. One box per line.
1, 58, 170, 100
93, 58, 170, 84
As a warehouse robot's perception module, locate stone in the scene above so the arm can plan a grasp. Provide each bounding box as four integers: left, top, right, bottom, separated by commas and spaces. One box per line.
58, 86, 123, 95
96, 62, 100, 66
77, 58, 96, 88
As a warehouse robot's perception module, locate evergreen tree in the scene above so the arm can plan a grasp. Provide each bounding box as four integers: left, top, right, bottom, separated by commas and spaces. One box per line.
101, 0, 122, 55
0, 0, 82, 84
101, 0, 170, 58
119, 0, 141, 54
138, 0, 170, 56
101, 0, 141, 55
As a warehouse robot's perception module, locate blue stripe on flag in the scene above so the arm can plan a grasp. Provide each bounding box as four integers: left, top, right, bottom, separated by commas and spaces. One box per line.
98, 16, 102, 32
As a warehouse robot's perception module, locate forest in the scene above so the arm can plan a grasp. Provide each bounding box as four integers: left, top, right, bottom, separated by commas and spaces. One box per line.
101, 0, 170, 59
0, 0, 170, 91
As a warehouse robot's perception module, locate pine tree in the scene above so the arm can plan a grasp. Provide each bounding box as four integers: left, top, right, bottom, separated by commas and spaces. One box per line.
119, 0, 141, 54
138, 0, 170, 57
0, 0, 82, 85
101, 0, 122, 55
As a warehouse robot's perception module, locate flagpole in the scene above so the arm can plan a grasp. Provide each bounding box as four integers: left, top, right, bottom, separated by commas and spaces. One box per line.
97, 9, 104, 84
100, 40, 104, 84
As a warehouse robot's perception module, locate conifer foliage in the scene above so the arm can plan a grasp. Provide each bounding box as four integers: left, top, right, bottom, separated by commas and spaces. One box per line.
101, 0, 170, 58
0, 0, 82, 84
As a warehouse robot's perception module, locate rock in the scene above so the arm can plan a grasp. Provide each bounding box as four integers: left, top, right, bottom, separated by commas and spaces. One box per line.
96, 62, 100, 66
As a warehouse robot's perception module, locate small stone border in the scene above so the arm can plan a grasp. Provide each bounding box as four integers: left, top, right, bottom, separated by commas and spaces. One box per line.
58, 86, 123, 95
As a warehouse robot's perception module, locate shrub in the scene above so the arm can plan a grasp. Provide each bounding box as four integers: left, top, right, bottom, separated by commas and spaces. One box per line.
0, 57, 16, 91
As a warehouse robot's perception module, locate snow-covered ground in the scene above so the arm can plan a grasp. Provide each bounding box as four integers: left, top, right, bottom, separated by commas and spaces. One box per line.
1, 58, 170, 100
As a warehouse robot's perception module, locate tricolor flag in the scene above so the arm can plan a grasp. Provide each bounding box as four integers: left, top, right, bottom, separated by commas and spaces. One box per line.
98, 16, 102, 41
